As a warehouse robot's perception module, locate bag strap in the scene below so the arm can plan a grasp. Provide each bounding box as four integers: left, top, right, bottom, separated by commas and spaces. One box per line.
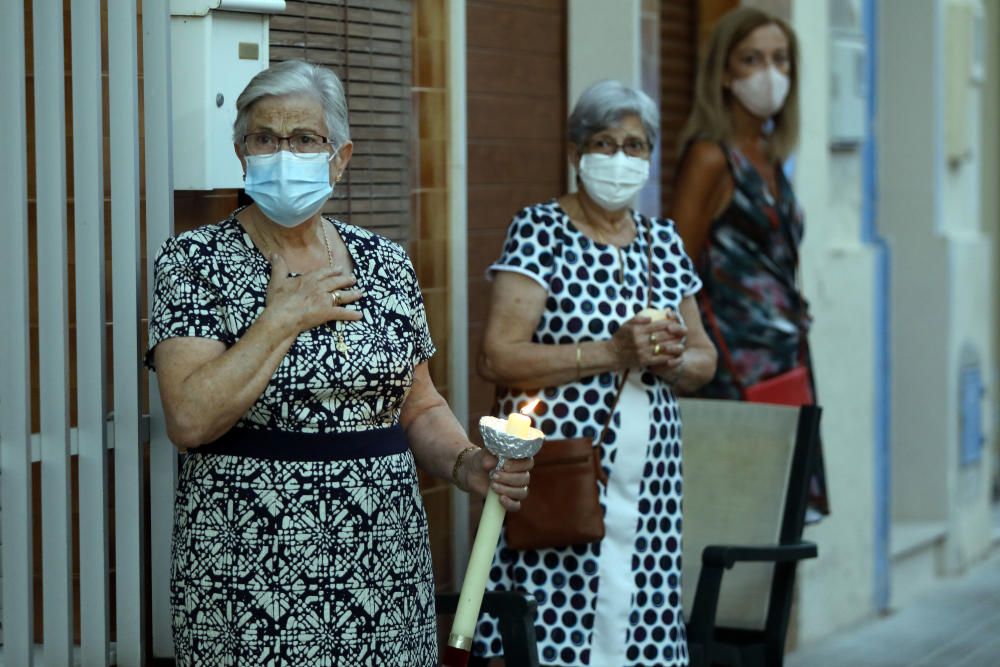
593, 213, 655, 464
699, 293, 747, 395
701, 289, 809, 392
595, 370, 628, 443
493, 214, 654, 475
776, 211, 813, 372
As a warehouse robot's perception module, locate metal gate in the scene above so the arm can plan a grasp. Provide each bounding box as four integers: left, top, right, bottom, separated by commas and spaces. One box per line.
0, 1, 176, 664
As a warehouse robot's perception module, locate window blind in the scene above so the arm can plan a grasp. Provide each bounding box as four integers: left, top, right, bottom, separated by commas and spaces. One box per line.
659, 0, 697, 212
270, 0, 413, 244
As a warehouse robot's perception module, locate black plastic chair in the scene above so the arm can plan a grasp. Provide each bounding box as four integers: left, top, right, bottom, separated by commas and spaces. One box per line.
678, 399, 821, 667
436, 590, 540, 667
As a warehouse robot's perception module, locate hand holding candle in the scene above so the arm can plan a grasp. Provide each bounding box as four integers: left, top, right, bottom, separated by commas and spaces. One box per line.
610, 307, 687, 370
444, 403, 544, 667
638, 307, 683, 325
638, 307, 668, 322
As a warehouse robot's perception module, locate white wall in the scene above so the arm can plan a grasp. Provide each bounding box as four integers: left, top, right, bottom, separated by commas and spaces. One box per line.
567, 0, 642, 103
879, 0, 994, 579
946, 238, 995, 566
939, 0, 995, 567
941, 0, 996, 556
567, 0, 661, 213
791, 0, 879, 642
880, 0, 952, 524
983, 0, 1000, 503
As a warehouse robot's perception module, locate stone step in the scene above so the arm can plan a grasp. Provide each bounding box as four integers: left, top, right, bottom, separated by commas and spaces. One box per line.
890, 520, 947, 610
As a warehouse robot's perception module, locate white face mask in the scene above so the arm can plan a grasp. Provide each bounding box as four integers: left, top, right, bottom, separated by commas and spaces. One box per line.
730, 66, 790, 119
244, 150, 334, 228
577, 152, 650, 211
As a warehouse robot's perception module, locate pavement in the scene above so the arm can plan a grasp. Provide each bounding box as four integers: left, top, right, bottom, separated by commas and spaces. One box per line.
785, 548, 1000, 667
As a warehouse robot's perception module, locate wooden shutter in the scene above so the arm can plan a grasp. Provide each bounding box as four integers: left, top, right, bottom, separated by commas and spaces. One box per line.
270, 1, 413, 245
660, 0, 698, 212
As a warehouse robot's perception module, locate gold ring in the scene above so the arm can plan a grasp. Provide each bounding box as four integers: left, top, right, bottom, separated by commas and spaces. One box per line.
332, 291, 341, 307
653, 343, 662, 355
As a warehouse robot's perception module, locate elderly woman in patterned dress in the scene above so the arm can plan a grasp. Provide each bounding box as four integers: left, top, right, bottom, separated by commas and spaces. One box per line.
146, 59, 532, 667
473, 79, 717, 667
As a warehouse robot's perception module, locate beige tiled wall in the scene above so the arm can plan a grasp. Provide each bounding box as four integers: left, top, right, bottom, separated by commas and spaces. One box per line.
412, 0, 457, 590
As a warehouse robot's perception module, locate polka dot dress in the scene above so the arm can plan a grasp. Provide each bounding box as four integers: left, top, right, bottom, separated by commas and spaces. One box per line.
474, 201, 701, 666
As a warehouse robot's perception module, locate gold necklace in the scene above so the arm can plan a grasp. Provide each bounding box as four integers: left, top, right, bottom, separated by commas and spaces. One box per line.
578, 197, 626, 286
320, 222, 350, 357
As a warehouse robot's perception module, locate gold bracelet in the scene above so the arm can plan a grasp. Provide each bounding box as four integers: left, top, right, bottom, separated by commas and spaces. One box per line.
575, 342, 582, 380
451, 445, 478, 492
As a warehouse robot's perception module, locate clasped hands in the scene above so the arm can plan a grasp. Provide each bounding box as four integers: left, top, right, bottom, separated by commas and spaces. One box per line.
609, 309, 688, 380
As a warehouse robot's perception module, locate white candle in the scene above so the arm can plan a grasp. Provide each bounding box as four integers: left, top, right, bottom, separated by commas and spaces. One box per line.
505, 412, 533, 438
448, 412, 533, 651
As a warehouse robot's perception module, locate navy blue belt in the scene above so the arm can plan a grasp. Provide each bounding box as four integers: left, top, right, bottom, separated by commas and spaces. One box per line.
194, 424, 409, 462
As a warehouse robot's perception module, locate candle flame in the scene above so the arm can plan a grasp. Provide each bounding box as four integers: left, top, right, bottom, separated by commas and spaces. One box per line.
520, 399, 540, 415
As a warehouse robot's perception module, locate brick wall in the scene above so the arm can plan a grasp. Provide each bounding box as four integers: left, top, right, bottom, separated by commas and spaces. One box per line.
465, 0, 568, 437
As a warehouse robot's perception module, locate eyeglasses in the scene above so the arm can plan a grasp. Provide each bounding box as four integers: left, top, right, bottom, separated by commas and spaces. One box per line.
584, 136, 651, 158
243, 132, 335, 158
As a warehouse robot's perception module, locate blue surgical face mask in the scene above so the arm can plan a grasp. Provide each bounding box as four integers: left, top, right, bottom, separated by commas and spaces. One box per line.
244, 150, 334, 228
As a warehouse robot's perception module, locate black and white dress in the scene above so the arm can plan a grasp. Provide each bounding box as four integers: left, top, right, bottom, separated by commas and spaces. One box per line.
474, 201, 701, 667
147, 212, 438, 666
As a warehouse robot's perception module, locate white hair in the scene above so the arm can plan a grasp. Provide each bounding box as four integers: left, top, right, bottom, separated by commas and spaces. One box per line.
232, 60, 351, 147
568, 79, 660, 148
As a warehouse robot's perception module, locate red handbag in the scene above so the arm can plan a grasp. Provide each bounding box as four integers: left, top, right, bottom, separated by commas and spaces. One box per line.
702, 296, 814, 406
743, 364, 814, 406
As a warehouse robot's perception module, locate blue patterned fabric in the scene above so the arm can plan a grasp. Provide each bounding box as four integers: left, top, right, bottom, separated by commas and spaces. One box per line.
147, 211, 438, 666
147, 212, 436, 432
171, 444, 436, 666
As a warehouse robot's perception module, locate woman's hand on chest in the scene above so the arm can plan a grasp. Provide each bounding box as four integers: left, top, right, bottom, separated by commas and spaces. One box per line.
263, 252, 363, 335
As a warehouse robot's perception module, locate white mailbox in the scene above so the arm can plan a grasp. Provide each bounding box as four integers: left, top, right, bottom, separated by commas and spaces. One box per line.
170, 1, 285, 190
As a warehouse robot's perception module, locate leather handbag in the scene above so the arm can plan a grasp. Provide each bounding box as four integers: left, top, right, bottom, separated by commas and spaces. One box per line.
504, 374, 626, 551
503, 436, 608, 550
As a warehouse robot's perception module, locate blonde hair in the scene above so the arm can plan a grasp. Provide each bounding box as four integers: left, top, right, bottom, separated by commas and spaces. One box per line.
679, 7, 800, 161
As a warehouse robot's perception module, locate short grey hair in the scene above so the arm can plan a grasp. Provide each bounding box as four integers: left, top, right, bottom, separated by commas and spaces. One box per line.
232, 60, 351, 147
568, 80, 659, 149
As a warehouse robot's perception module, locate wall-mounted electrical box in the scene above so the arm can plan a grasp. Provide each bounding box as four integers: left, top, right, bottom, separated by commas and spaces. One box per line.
170, 1, 285, 190
829, 33, 866, 148
943, 0, 985, 166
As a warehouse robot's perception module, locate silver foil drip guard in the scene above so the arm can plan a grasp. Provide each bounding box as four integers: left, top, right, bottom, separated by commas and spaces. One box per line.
478, 416, 544, 476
